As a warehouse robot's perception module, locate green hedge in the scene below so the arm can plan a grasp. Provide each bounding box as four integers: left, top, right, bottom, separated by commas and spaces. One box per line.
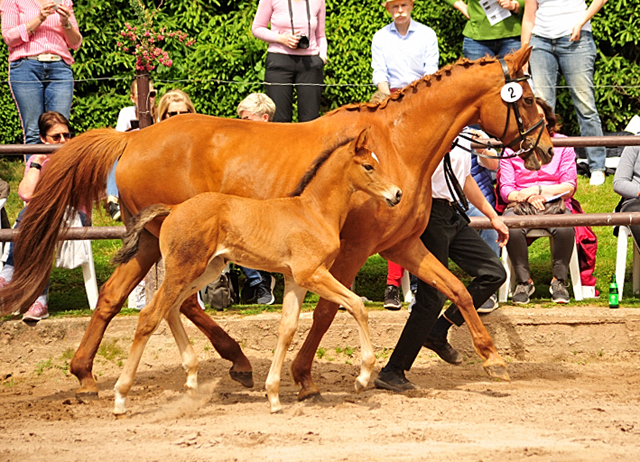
0, 0, 638, 144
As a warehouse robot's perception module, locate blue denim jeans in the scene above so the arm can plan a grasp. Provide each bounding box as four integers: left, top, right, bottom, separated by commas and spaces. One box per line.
529, 32, 606, 172
8, 59, 74, 146
463, 37, 521, 60
238, 266, 270, 287
107, 160, 119, 198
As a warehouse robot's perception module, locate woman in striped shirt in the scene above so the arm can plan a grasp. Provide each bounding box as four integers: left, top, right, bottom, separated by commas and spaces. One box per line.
0, 0, 82, 147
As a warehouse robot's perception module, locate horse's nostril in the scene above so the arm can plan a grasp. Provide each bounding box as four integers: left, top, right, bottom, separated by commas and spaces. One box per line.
396, 189, 403, 202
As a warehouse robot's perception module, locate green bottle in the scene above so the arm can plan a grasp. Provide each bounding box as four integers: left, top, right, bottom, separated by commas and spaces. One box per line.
609, 274, 619, 309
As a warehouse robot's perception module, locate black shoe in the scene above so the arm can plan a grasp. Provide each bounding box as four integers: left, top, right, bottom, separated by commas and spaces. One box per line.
383, 285, 401, 310
240, 281, 257, 304
374, 369, 420, 392
108, 200, 121, 221
423, 335, 463, 365
256, 276, 275, 305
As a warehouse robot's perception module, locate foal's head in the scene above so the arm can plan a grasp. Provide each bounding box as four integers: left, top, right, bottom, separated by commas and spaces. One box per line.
346, 128, 403, 208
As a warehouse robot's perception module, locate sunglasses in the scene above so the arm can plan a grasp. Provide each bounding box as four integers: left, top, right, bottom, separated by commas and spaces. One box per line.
167, 110, 191, 117
148, 90, 157, 98
46, 132, 70, 142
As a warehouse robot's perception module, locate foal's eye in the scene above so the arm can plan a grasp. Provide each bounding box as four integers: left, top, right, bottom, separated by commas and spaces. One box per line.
364, 164, 374, 171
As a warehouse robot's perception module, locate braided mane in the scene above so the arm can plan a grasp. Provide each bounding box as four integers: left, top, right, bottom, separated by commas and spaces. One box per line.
325, 55, 497, 116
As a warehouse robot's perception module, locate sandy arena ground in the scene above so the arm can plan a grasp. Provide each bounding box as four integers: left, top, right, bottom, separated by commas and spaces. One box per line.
1, 307, 639, 462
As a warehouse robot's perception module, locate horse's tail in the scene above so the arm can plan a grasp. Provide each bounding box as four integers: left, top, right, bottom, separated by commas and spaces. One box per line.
0, 129, 130, 315
112, 204, 172, 266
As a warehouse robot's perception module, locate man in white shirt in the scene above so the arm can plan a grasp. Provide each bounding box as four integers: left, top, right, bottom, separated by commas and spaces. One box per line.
372, 0, 439, 95
375, 130, 509, 392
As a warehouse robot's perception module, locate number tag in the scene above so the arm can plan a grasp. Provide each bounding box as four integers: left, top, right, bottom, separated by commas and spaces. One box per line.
501, 82, 523, 103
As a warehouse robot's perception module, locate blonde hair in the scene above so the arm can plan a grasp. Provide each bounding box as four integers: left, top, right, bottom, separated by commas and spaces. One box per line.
157, 89, 196, 122
236, 93, 276, 121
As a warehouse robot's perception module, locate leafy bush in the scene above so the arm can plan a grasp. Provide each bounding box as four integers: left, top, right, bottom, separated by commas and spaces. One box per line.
0, 0, 637, 141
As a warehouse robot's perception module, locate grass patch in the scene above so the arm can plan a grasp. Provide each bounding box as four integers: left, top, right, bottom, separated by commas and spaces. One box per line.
97, 338, 125, 362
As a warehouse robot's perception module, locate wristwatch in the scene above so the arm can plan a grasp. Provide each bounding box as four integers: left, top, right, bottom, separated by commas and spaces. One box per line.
30, 162, 42, 170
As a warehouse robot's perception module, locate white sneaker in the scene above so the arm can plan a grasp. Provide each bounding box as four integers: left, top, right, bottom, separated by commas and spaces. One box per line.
590, 171, 605, 186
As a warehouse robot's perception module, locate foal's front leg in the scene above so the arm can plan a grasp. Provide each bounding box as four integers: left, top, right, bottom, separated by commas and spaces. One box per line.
302, 268, 376, 394
265, 278, 307, 414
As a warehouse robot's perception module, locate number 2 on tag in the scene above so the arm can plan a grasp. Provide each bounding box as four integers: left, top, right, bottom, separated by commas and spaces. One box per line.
501, 82, 523, 103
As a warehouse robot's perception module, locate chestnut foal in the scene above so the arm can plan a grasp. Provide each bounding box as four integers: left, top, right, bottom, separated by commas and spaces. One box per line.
110, 129, 402, 414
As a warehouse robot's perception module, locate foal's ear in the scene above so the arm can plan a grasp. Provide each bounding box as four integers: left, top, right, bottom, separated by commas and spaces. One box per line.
511, 45, 532, 73
355, 126, 371, 152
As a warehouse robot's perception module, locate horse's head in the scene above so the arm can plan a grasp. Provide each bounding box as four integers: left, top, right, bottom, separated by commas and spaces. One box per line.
477, 46, 554, 171
349, 128, 403, 207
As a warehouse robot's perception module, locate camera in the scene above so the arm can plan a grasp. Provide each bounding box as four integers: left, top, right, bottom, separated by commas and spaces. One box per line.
297, 34, 309, 49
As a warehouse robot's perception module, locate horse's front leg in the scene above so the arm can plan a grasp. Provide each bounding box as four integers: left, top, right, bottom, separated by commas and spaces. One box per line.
180, 295, 254, 388
290, 250, 370, 401
71, 229, 160, 401
301, 268, 376, 394
384, 237, 509, 381
265, 278, 306, 413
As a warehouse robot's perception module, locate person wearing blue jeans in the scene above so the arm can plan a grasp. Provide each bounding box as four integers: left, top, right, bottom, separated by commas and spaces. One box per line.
2, 0, 82, 153
522, 0, 608, 186
443, 0, 523, 61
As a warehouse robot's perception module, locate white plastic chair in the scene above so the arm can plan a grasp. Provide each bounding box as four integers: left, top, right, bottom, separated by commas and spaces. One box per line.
615, 225, 640, 300
499, 229, 583, 302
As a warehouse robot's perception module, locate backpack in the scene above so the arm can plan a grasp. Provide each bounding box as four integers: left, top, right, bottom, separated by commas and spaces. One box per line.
199, 265, 239, 311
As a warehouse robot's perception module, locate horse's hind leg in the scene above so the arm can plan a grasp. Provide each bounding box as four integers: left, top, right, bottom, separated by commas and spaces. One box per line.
71, 229, 161, 401
265, 278, 306, 413
180, 295, 254, 388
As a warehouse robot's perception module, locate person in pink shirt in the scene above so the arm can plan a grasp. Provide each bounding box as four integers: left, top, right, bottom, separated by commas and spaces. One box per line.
0, 0, 82, 147
252, 0, 327, 122
498, 98, 577, 305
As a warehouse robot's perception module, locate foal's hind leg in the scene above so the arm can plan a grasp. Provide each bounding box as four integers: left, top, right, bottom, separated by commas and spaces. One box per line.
180, 295, 254, 388
113, 284, 184, 415
72, 229, 161, 401
265, 278, 307, 414
166, 304, 199, 395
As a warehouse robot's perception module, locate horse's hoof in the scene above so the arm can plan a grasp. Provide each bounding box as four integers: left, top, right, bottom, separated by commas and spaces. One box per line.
297, 387, 322, 402
76, 390, 99, 403
483, 363, 511, 382
229, 369, 254, 388
354, 379, 367, 394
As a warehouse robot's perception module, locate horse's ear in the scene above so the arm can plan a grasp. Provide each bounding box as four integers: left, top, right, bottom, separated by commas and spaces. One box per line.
355, 127, 370, 151
512, 45, 532, 73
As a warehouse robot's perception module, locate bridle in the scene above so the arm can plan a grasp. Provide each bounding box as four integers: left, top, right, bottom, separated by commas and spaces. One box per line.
443, 57, 547, 219
455, 57, 546, 161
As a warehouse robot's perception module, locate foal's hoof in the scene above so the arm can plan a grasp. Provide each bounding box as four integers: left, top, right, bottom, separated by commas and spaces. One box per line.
75, 390, 99, 404
229, 369, 254, 388
483, 363, 511, 382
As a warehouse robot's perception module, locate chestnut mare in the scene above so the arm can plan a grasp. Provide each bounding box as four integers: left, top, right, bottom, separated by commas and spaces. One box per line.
109, 130, 402, 414
0, 47, 553, 401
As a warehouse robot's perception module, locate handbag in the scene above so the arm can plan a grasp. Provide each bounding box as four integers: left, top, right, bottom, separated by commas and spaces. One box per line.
509, 197, 566, 215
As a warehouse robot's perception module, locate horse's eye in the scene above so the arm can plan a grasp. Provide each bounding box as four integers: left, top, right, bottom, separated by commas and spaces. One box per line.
364, 164, 374, 171
524, 97, 534, 105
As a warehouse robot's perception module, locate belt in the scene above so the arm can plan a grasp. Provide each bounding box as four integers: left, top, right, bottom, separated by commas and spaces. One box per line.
25, 53, 62, 62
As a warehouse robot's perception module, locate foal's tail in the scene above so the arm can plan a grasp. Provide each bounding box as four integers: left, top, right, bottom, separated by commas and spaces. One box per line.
0, 129, 130, 315
112, 204, 172, 266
